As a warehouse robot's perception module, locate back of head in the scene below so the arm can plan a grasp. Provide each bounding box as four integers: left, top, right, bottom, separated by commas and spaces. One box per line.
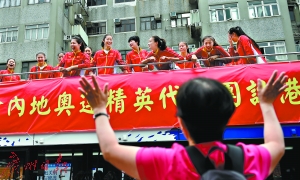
176, 78, 235, 143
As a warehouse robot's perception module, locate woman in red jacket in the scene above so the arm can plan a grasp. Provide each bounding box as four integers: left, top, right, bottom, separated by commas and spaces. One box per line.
167, 42, 201, 69
84, 46, 94, 75
0, 58, 20, 82
93, 34, 128, 75
186, 36, 231, 67
58, 36, 90, 77
228, 26, 267, 65
142, 36, 181, 70
29, 52, 55, 79
126, 36, 154, 72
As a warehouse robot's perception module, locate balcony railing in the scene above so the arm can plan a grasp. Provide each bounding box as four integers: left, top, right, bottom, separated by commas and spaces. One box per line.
1, 52, 300, 79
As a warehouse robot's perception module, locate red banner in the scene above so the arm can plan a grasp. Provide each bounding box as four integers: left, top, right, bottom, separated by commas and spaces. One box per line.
0, 62, 300, 135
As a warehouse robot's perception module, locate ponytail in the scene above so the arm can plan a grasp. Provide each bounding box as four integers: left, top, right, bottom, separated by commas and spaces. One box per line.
228, 26, 259, 49
152, 36, 167, 51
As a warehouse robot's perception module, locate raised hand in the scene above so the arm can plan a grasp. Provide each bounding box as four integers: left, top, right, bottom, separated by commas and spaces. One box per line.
258, 70, 287, 104
78, 76, 108, 110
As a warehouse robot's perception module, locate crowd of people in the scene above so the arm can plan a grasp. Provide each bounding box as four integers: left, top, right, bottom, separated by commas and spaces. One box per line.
0, 26, 266, 82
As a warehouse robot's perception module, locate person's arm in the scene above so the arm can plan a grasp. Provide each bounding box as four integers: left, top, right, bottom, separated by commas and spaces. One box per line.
125, 53, 133, 73
28, 67, 34, 80
213, 46, 232, 64
239, 36, 256, 64
258, 70, 287, 175
78, 76, 140, 179
115, 51, 128, 73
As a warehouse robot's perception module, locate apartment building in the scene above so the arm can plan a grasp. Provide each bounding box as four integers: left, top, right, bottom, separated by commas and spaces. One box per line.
0, 0, 299, 78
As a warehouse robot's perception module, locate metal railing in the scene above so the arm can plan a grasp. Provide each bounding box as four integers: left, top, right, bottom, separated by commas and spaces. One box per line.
0, 52, 300, 78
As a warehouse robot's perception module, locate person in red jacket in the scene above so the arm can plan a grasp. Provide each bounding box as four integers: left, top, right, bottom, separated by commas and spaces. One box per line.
54, 52, 65, 78
186, 36, 231, 67
29, 52, 55, 80
0, 58, 20, 82
142, 36, 181, 70
93, 34, 128, 75
58, 36, 90, 77
228, 26, 267, 65
166, 42, 201, 69
84, 46, 94, 75
126, 36, 154, 72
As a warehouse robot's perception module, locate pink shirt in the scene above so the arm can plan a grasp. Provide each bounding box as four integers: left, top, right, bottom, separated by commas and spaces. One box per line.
136, 142, 271, 180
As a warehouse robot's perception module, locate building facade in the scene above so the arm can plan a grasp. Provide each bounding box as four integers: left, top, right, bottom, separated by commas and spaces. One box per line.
0, 0, 300, 74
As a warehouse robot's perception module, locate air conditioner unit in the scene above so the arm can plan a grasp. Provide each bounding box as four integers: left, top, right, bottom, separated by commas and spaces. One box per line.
194, 22, 202, 27
190, 9, 199, 14
75, 14, 83, 20
154, 13, 161, 20
188, 44, 196, 49
64, 35, 72, 41
170, 12, 177, 19
65, 0, 73, 6
114, 18, 121, 26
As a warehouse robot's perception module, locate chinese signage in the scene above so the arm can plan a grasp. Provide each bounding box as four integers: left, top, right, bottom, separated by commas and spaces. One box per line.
0, 62, 300, 134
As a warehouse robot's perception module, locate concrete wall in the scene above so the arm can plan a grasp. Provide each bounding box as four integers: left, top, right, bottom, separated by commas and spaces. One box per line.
199, 0, 297, 60
0, 1, 72, 71
0, 2, 51, 71
87, 0, 198, 52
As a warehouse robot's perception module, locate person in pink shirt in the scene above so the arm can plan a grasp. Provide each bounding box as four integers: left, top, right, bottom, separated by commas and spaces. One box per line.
78, 70, 287, 180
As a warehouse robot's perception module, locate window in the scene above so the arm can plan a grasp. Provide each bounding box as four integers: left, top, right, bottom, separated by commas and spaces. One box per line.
115, 0, 134, 3
87, 0, 106, 6
28, 0, 50, 4
209, 3, 239, 22
21, 61, 37, 79
119, 50, 131, 60
140, 17, 161, 30
25, 24, 49, 40
87, 22, 106, 35
115, 19, 135, 33
171, 13, 190, 27
0, 63, 6, 70
258, 41, 287, 61
0, 27, 18, 43
248, 0, 279, 18
0, 0, 21, 8
289, 6, 296, 22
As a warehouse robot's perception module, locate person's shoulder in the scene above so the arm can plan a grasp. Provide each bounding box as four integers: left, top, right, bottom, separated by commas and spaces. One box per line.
30, 66, 37, 71
239, 35, 249, 41
138, 142, 185, 155
112, 49, 121, 53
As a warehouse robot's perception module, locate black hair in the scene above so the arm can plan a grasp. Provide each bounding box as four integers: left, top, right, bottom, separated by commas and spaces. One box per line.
85, 46, 93, 51
179, 41, 190, 53
6, 58, 16, 70
152, 36, 167, 51
202, 36, 219, 46
176, 78, 235, 143
57, 52, 65, 56
36, 52, 46, 58
72, 36, 85, 52
128, 36, 140, 46
101, 34, 113, 48
228, 26, 259, 49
